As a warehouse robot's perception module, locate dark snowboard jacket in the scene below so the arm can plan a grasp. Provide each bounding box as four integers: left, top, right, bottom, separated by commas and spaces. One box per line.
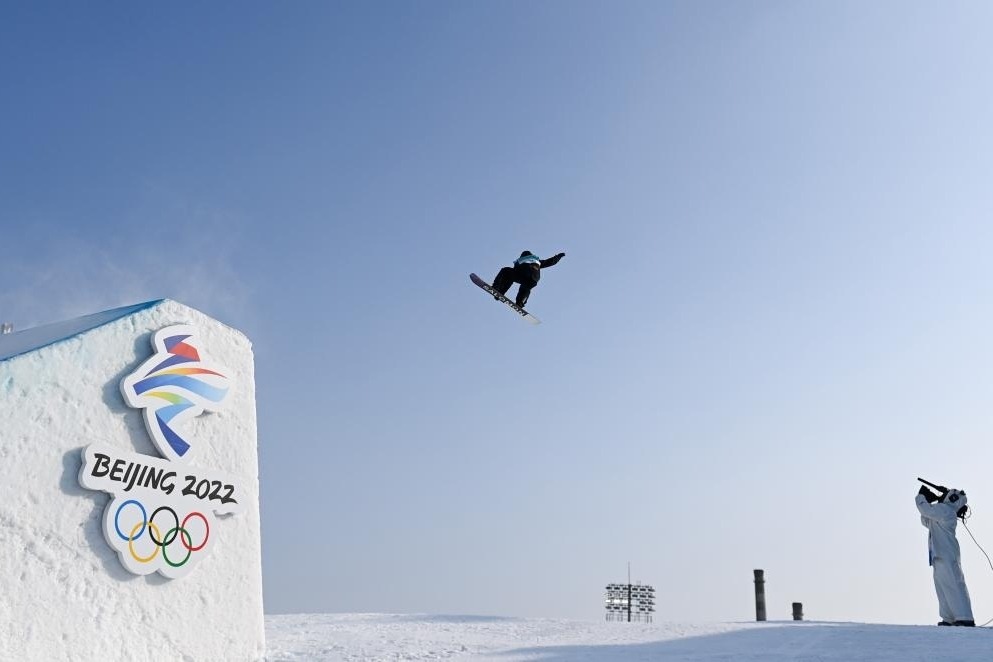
513, 253, 564, 287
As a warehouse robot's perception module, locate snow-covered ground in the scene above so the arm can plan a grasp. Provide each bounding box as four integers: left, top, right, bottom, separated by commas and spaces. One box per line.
265, 613, 992, 661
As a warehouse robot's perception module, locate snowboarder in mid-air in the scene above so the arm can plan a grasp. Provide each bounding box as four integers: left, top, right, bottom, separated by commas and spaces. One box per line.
468, 250, 566, 325
491, 250, 566, 309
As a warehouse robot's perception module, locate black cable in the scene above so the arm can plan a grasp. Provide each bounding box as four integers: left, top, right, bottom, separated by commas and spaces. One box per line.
960, 512, 993, 627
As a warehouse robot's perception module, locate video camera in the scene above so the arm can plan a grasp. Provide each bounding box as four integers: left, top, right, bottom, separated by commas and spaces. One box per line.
918, 477, 948, 496
918, 477, 969, 519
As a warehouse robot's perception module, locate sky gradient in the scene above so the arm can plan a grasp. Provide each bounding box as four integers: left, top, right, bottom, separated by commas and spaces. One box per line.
3, 1, 993, 624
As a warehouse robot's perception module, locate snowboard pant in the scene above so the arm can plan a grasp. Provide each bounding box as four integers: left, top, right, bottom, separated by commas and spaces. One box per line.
932, 557, 974, 624
493, 265, 539, 307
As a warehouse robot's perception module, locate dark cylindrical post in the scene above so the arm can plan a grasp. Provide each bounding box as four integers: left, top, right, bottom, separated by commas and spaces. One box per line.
627, 563, 632, 623
753, 569, 766, 622
792, 602, 803, 621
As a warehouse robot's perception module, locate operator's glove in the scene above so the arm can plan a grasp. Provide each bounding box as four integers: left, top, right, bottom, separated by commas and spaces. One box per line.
918, 485, 940, 503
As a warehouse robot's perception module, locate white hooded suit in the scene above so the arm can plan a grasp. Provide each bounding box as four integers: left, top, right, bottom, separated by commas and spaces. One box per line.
916, 489, 974, 624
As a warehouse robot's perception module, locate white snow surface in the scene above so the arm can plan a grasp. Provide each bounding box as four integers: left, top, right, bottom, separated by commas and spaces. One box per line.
265, 613, 993, 661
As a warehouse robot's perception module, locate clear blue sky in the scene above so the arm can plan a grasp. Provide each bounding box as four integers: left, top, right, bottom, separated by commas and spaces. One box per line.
3, 1, 993, 624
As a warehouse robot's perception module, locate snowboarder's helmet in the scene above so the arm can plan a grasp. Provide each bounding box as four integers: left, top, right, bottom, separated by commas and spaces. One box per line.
520, 250, 534, 258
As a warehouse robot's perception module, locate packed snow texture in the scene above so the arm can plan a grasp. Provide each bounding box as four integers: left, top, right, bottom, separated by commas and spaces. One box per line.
0, 300, 160, 362
264, 613, 993, 661
0, 300, 265, 661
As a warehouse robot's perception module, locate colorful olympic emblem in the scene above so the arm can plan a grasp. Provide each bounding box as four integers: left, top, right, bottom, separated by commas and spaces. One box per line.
120, 325, 230, 463
113, 499, 210, 568
104, 496, 215, 578
80, 324, 242, 580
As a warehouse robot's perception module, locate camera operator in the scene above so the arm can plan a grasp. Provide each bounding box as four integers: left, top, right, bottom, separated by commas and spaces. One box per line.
916, 482, 975, 626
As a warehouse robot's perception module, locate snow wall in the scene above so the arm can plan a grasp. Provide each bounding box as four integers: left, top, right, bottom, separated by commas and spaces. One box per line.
0, 299, 265, 661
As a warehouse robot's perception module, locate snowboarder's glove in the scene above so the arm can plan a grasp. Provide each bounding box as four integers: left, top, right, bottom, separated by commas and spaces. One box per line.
555, 252, 565, 259
918, 485, 940, 503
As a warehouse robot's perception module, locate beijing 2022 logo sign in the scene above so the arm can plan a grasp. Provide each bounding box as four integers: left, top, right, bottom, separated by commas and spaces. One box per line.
79, 325, 245, 579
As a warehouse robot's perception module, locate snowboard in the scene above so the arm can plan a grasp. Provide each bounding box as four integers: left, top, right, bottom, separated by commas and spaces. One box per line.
470, 273, 541, 325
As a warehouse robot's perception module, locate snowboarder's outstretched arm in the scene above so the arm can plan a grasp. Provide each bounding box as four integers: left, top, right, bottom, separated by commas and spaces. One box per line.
540, 252, 566, 269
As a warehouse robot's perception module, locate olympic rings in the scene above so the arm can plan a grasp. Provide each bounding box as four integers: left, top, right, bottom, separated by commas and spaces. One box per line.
162, 527, 193, 568
114, 500, 147, 541
182, 512, 209, 551
128, 521, 161, 563
149, 506, 180, 546
113, 499, 211, 566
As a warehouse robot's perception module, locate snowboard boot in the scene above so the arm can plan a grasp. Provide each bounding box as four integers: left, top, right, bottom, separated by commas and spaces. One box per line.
954, 620, 976, 626
938, 621, 952, 626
